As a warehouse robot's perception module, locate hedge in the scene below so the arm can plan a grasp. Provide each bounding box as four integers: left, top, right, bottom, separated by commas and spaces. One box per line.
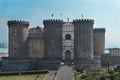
0, 70, 48, 76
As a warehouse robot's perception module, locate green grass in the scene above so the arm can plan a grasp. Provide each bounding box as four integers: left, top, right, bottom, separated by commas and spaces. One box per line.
0, 74, 45, 80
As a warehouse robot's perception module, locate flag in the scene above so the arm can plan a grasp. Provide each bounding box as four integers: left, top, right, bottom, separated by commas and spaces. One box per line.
82, 14, 83, 18
51, 14, 54, 17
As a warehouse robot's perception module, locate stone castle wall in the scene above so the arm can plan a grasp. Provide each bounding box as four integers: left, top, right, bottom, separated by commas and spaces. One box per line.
1, 58, 60, 71
5, 19, 106, 71
7, 19, 105, 60
73, 19, 94, 59
43, 19, 63, 59
93, 28, 105, 55
101, 54, 120, 67
7, 20, 29, 58
28, 27, 44, 58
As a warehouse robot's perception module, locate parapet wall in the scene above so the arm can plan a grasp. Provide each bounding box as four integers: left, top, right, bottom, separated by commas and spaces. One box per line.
7, 20, 29, 26
93, 28, 105, 33
73, 19, 94, 24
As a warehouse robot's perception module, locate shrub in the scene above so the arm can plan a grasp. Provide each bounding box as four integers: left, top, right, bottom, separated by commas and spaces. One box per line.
109, 71, 114, 74
81, 74, 88, 79
99, 76, 106, 80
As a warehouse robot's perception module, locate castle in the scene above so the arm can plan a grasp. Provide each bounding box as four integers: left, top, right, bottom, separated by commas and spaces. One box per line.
1, 19, 105, 71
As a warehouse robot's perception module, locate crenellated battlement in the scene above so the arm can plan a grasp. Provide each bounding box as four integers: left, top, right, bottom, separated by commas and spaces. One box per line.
7, 20, 29, 26
43, 19, 63, 24
73, 19, 94, 24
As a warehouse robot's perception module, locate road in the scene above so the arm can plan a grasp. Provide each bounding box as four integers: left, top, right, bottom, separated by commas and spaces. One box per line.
55, 65, 75, 80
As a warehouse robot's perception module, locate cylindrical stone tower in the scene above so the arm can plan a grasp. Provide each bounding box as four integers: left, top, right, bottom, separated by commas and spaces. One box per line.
7, 20, 29, 58
93, 28, 105, 55
73, 19, 94, 59
43, 19, 63, 59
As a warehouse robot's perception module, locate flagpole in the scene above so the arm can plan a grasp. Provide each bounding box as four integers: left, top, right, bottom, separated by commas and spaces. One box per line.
82, 14, 83, 19
60, 13, 62, 20
51, 13, 54, 19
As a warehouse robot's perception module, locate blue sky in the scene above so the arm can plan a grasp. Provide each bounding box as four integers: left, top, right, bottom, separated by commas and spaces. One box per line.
0, 0, 120, 48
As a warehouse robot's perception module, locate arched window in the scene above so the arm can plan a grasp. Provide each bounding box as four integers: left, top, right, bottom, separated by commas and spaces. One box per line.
65, 50, 71, 54
65, 34, 71, 40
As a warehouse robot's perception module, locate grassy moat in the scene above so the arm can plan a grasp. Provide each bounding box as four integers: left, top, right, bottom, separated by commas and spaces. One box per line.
76, 71, 120, 80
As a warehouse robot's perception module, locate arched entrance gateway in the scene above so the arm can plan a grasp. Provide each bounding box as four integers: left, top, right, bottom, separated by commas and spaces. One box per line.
65, 50, 71, 61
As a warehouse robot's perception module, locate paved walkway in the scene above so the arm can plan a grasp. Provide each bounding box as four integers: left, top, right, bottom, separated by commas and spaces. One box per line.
45, 71, 57, 80
55, 65, 75, 80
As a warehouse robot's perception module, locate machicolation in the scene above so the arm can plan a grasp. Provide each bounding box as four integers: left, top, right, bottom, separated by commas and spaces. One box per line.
73, 19, 94, 24
43, 19, 63, 24
7, 20, 29, 26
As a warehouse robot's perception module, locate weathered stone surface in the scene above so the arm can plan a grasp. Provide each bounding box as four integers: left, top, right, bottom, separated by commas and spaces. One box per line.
28, 27, 44, 58
62, 22, 74, 60
93, 28, 105, 55
43, 19, 63, 59
8, 20, 29, 58
4, 19, 106, 71
101, 54, 120, 67
1, 58, 61, 71
73, 19, 94, 59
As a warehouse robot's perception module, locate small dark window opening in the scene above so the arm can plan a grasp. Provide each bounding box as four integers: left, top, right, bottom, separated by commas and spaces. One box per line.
14, 48, 16, 50
52, 54, 53, 56
51, 48, 54, 52
65, 34, 71, 40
